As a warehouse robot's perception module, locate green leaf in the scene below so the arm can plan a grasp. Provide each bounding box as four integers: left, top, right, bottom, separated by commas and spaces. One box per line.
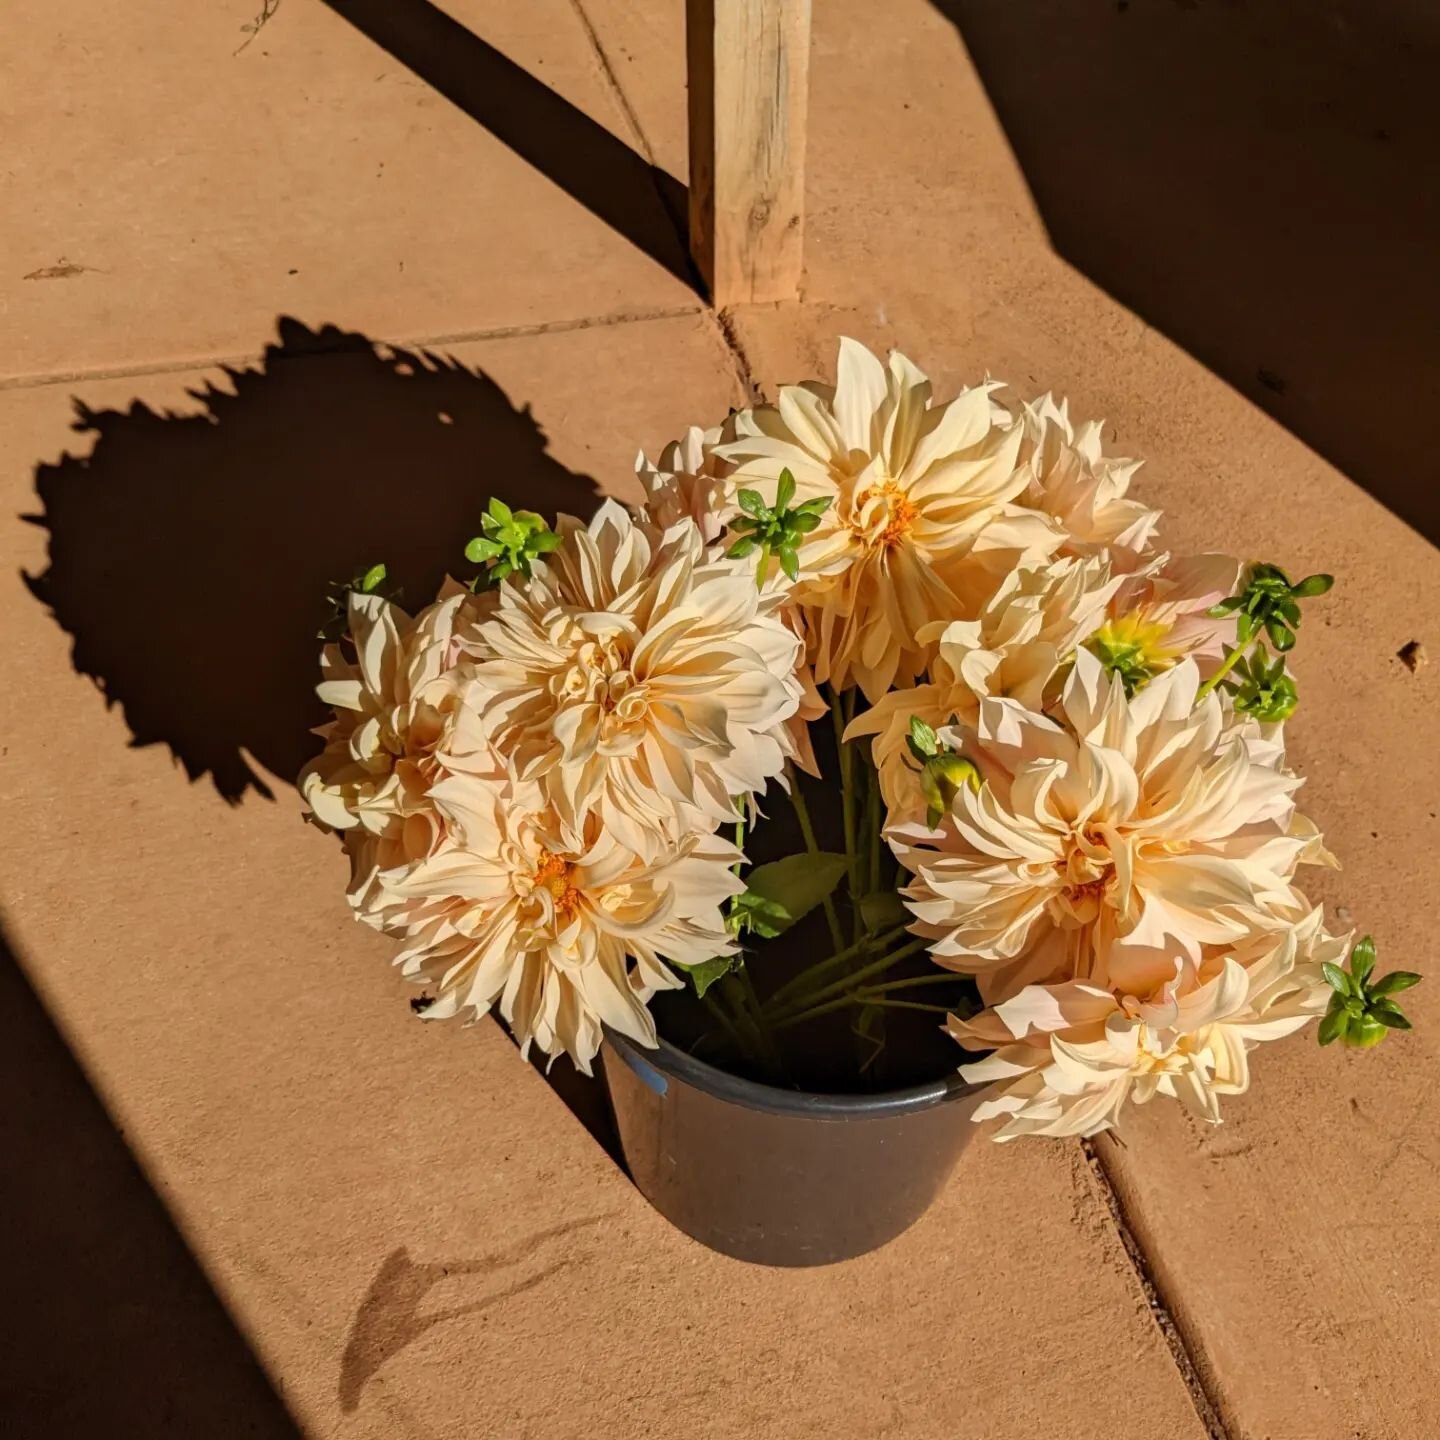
908, 715, 939, 757
491, 559, 513, 581
1236, 612, 1257, 644
486, 496, 514, 526
359, 562, 387, 593
1292, 573, 1334, 597
1370, 970, 1421, 997
736, 488, 769, 518
1317, 1007, 1349, 1046
464, 536, 502, 562
1349, 935, 1377, 986
1370, 1000, 1412, 1030
778, 545, 799, 582
684, 954, 738, 1000
794, 496, 833, 516
859, 889, 909, 932
793, 510, 822, 534
1321, 962, 1353, 996
1266, 617, 1296, 652
726, 537, 757, 559
1208, 596, 1245, 617
532, 530, 563, 553
775, 468, 796, 512
738, 852, 848, 937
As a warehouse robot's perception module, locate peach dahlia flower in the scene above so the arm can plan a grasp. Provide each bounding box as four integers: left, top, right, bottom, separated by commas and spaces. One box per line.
299, 586, 494, 838
714, 338, 1059, 700
848, 554, 1121, 823
369, 774, 742, 1073
635, 424, 734, 545
893, 650, 1319, 1006
1018, 394, 1160, 563
461, 502, 805, 856
948, 907, 1343, 1139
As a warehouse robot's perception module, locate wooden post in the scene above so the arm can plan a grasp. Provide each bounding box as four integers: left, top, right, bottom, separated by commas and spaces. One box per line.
686, 0, 811, 306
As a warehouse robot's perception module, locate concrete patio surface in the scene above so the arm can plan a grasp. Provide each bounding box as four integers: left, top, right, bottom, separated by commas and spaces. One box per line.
2, 2, 1436, 1438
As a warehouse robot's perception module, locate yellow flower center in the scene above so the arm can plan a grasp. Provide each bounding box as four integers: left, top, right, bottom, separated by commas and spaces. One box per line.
1085, 610, 1181, 695
533, 850, 583, 918
850, 479, 918, 551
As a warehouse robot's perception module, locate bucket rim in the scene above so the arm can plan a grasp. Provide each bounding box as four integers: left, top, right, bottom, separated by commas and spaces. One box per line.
602, 1025, 980, 1119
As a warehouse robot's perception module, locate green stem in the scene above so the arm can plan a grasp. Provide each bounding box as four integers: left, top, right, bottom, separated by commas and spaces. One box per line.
1195, 637, 1252, 703
785, 763, 846, 953
861, 972, 967, 996
833, 688, 863, 943
763, 923, 910, 1012
864, 750, 882, 899
767, 936, 930, 1023
855, 997, 957, 1015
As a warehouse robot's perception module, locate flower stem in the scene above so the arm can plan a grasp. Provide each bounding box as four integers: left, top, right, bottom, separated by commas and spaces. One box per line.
763, 924, 910, 1013
1195, 637, 1252, 704
785, 763, 846, 952
771, 979, 954, 1033
766, 936, 931, 1023
832, 687, 863, 943
861, 972, 967, 995
864, 749, 882, 898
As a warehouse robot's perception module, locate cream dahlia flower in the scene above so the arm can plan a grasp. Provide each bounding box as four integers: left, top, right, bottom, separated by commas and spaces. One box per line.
299, 586, 495, 838
368, 774, 741, 1073
1086, 551, 1241, 689
461, 501, 805, 855
893, 650, 1319, 1006
635, 424, 734, 545
714, 339, 1059, 700
848, 554, 1122, 823
1018, 394, 1160, 563
948, 907, 1344, 1139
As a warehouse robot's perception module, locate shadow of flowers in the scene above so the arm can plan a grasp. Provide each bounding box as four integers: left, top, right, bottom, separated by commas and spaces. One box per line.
24, 316, 600, 801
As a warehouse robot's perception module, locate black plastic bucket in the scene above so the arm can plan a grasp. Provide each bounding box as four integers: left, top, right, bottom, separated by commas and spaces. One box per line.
601, 1029, 984, 1267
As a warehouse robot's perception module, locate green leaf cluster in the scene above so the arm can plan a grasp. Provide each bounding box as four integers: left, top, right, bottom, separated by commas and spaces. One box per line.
725, 468, 832, 584
1225, 649, 1298, 723
1318, 936, 1420, 1049
1208, 562, 1332, 653
317, 560, 390, 641
464, 497, 561, 585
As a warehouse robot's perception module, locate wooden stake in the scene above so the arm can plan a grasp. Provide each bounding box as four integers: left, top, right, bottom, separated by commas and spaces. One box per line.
686, 0, 811, 305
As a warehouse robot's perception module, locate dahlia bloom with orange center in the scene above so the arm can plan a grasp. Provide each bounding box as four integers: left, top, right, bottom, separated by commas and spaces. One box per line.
367, 772, 743, 1072
460, 501, 806, 855
847, 553, 1122, 823
946, 906, 1344, 1139
714, 338, 1060, 700
892, 649, 1323, 1006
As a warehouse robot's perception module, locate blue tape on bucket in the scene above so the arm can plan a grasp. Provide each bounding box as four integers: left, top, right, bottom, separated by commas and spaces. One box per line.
629, 1053, 669, 1096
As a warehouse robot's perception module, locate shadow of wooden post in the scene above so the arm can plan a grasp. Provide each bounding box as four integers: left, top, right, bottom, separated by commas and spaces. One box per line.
686, 0, 811, 305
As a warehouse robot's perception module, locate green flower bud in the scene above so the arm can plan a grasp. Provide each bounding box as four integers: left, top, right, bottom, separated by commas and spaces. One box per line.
921, 753, 982, 827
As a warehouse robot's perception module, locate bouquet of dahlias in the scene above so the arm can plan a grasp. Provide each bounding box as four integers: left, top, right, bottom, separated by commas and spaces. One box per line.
300, 339, 1418, 1141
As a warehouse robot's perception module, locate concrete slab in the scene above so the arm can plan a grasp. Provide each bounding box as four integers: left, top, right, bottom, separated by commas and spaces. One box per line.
697, 1, 1440, 1435
0, 0, 695, 381
1, 313, 1209, 1437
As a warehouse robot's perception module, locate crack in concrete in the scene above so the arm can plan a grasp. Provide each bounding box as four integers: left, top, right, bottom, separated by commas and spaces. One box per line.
566, 0, 760, 405
1083, 1136, 1235, 1440
0, 305, 704, 393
